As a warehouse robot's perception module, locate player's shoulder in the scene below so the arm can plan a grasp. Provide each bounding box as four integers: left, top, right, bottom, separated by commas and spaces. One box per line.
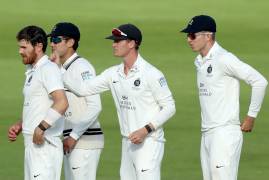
218, 51, 241, 67
75, 57, 92, 67
37, 59, 61, 79
41, 58, 59, 71
102, 64, 120, 74
70, 57, 96, 72
142, 58, 164, 77
212, 44, 240, 66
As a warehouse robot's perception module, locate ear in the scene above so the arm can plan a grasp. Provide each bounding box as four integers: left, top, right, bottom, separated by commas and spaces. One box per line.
66, 39, 75, 48
128, 40, 136, 49
34, 43, 44, 53
205, 34, 213, 41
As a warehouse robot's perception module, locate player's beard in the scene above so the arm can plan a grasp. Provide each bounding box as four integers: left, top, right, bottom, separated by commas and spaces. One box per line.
21, 49, 37, 65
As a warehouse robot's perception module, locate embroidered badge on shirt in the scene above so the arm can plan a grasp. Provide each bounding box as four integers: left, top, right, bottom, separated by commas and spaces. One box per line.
207, 65, 212, 73
159, 77, 167, 87
81, 71, 92, 81
206, 65, 213, 77
134, 79, 141, 86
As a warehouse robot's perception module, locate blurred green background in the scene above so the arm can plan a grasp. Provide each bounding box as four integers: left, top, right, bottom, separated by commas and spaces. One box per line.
0, 0, 268, 179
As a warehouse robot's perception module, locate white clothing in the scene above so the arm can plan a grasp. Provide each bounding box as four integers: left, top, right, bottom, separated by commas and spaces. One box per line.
63, 54, 175, 180
61, 53, 103, 180
200, 125, 242, 180
24, 135, 63, 180
195, 42, 268, 132
64, 149, 102, 180
22, 55, 65, 139
22, 55, 64, 180
62, 53, 104, 149
195, 42, 267, 180
63, 54, 176, 142
120, 137, 164, 180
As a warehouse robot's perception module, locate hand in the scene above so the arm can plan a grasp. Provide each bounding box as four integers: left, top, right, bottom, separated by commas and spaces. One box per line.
63, 136, 77, 154
8, 121, 22, 141
128, 127, 148, 144
33, 126, 45, 145
241, 116, 255, 132
50, 51, 61, 66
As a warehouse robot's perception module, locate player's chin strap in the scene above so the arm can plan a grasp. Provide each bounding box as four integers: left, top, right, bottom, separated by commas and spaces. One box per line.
64, 56, 80, 70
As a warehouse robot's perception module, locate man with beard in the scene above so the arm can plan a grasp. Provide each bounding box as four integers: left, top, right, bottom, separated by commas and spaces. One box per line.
8, 25, 68, 180
48, 22, 104, 180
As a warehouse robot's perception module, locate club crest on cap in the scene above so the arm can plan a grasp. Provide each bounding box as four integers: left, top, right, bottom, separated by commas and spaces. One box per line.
181, 15, 216, 33
188, 19, 194, 25
48, 22, 80, 41
51, 25, 57, 33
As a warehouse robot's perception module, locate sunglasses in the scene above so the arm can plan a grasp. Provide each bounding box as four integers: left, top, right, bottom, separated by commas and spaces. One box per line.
112, 28, 127, 37
187, 32, 213, 40
50, 37, 66, 44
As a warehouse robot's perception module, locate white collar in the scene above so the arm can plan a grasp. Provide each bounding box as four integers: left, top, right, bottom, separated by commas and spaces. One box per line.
118, 53, 143, 76
62, 52, 79, 69
26, 55, 49, 74
195, 42, 221, 67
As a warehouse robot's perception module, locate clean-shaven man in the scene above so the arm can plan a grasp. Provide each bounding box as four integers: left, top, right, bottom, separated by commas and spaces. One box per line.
64, 23, 176, 180
181, 15, 268, 180
48, 22, 104, 180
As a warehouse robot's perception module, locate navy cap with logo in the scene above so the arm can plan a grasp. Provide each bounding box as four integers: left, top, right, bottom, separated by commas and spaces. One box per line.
48, 22, 80, 41
181, 15, 216, 33
105, 23, 142, 45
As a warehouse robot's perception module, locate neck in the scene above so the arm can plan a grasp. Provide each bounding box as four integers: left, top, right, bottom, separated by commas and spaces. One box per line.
33, 52, 45, 66
200, 41, 215, 57
123, 50, 138, 75
60, 49, 76, 65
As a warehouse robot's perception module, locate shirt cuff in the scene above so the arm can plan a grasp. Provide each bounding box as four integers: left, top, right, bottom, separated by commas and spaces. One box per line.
150, 121, 159, 130
247, 111, 258, 118
69, 132, 80, 140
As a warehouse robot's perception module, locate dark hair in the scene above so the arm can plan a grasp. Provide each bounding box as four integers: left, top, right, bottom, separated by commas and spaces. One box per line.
62, 36, 79, 51
16, 25, 48, 52
211, 33, 216, 41
135, 43, 140, 50
127, 39, 140, 50
72, 39, 79, 50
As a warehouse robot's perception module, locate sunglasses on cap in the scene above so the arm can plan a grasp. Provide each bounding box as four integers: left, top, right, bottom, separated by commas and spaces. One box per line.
187, 32, 213, 40
112, 28, 127, 37
50, 37, 67, 44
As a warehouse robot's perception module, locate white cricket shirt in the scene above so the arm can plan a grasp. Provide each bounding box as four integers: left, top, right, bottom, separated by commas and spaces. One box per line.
62, 53, 104, 149
22, 55, 65, 137
64, 54, 176, 141
195, 42, 268, 132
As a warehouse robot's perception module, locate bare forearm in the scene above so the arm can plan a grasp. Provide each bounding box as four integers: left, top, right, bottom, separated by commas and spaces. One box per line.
51, 98, 69, 115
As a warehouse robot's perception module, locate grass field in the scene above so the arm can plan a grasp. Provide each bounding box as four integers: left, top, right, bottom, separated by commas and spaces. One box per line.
0, 0, 268, 179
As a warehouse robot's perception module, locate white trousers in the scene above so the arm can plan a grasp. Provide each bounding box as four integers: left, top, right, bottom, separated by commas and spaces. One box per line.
64, 148, 102, 180
120, 137, 164, 180
24, 137, 63, 180
201, 125, 243, 180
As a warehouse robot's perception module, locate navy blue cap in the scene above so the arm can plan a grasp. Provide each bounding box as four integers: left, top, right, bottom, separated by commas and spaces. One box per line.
181, 15, 216, 33
48, 22, 80, 41
106, 23, 142, 45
